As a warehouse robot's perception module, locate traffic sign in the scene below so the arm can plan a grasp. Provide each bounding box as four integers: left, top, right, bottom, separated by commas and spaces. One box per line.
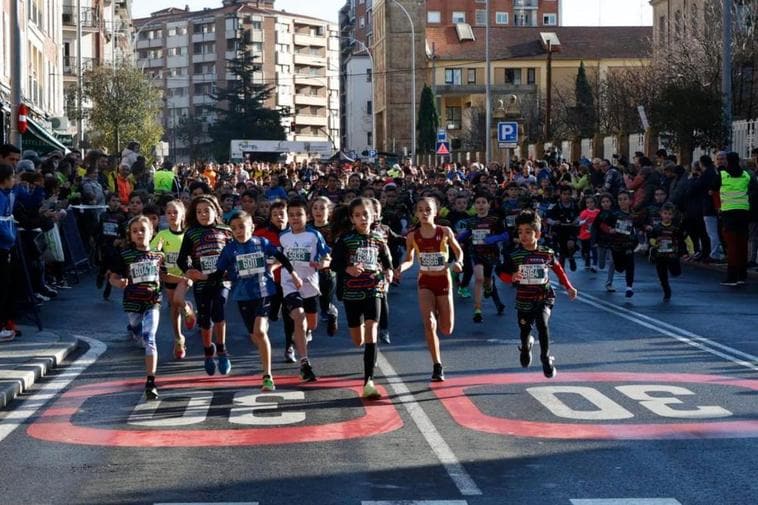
368, 149, 377, 158
437, 128, 447, 142
435, 141, 451, 156
497, 121, 519, 144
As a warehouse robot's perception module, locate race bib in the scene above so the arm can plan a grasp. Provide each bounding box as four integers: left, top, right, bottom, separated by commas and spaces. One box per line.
237, 252, 265, 278
103, 221, 119, 237
130, 260, 159, 284
286, 246, 311, 263
616, 219, 633, 235
658, 239, 673, 253
418, 252, 446, 271
506, 214, 517, 228
519, 263, 549, 285
472, 229, 489, 245
165, 252, 179, 269
199, 255, 219, 274
354, 246, 378, 270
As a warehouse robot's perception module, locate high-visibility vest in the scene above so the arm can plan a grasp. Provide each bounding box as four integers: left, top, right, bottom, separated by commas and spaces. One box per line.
154, 170, 175, 193
720, 170, 751, 212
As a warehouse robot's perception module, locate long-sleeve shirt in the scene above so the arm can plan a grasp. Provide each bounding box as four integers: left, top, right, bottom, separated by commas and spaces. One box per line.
177, 224, 232, 291
496, 245, 574, 312
213, 236, 294, 301
111, 248, 166, 313
331, 231, 392, 301
0, 187, 16, 250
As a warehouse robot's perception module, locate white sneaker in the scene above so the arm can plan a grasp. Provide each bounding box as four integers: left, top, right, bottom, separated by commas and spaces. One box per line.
362, 379, 381, 400
0, 329, 16, 342
305, 329, 313, 343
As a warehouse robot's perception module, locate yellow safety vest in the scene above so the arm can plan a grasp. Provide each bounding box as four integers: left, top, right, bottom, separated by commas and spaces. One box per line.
154, 170, 175, 193
720, 170, 751, 212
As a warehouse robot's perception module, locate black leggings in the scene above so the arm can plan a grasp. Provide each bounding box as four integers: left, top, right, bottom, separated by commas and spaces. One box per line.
270, 285, 294, 349
318, 270, 336, 314
611, 250, 636, 287
518, 304, 552, 360
655, 257, 681, 293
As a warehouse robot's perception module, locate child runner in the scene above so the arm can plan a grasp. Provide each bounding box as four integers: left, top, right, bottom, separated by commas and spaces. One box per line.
177, 195, 233, 375
496, 210, 577, 378
210, 210, 303, 391
331, 198, 394, 399
546, 185, 580, 271
648, 202, 685, 301
593, 193, 616, 291
96, 192, 127, 301
600, 191, 638, 298
310, 196, 339, 336
578, 195, 600, 272
109, 215, 181, 400
152, 199, 196, 359
397, 197, 464, 381
280, 198, 331, 382
370, 197, 400, 344
446, 192, 474, 299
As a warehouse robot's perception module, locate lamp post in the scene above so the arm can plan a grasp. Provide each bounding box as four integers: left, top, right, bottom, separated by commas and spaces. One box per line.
485, 0, 491, 163
342, 36, 375, 153
391, 0, 416, 160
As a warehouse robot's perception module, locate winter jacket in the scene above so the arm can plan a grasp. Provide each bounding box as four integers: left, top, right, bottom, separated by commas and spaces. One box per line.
0, 187, 16, 250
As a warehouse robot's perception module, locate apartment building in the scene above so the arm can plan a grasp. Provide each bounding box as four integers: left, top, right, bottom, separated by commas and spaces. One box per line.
134, 0, 340, 163
425, 0, 562, 28
339, 0, 373, 157
0, 0, 66, 151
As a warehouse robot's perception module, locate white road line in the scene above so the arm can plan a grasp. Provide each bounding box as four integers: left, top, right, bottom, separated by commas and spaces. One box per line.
558, 285, 758, 372
154, 503, 258, 505
0, 336, 107, 443
376, 354, 482, 497
570, 499, 682, 505
363, 501, 468, 505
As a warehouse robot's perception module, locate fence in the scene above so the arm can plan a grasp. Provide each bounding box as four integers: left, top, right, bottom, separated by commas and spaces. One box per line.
732, 119, 757, 160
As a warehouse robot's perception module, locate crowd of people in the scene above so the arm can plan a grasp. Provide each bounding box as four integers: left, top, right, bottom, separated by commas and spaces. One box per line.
0, 140, 756, 400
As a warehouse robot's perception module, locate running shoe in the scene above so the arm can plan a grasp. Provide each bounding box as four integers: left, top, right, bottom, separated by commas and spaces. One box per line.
483, 283, 493, 298
380, 329, 391, 344
261, 375, 276, 391
300, 360, 317, 382
217, 352, 232, 375
473, 309, 483, 323
495, 302, 505, 315
284, 345, 297, 363
605, 283, 616, 292
362, 379, 381, 400
431, 363, 445, 382
173, 338, 186, 360
305, 329, 313, 343
327, 313, 338, 337
663, 286, 672, 302
6, 320, 20, 337
458, 287, 472, 299
204, 343, 217, 375
183, 302, 197, 330
541, 356, 557, 379
0, 328, 16, 342
625, 287, 634, 298
145, 384, 159, 401
519, 335, 534, 368
568, 257, 577, 272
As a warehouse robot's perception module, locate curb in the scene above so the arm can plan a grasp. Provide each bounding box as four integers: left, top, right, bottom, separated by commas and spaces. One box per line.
0, 335, 80, 408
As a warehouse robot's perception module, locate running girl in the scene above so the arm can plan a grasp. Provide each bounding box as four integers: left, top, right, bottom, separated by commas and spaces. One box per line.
151, 199, 196, 359
177, 195, 233, 375
331, 198, 394, 399
600, 191, 638, 298
110, 215, 182, 400
578, 195, 600, 272
396, 197, 464, 381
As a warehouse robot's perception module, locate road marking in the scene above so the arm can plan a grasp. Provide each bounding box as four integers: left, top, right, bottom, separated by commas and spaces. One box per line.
363, 501, 468, 505
567, 288, 758, 372
0, 336, 106, 444
155, 503, 258, 505
376, 354, 482, 497
570, 499, 682, 505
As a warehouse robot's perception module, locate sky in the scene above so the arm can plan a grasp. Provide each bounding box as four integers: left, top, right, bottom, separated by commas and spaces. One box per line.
132, 0, 654, 26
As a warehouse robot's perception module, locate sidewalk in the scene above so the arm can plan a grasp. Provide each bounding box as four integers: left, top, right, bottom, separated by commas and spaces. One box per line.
0, 326, 79, 408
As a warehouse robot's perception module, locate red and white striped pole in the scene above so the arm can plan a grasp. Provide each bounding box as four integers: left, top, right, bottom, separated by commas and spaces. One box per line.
17, 103, 28, 134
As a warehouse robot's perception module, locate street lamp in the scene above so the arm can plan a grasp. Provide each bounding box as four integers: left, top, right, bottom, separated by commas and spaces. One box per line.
485, 0, 491, 163
341, 36, 375, 153
540, 32, 560, 140
391, 0, 416, 160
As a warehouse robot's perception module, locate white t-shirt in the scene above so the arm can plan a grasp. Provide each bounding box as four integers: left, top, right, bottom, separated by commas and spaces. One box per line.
279, 228, 330, 298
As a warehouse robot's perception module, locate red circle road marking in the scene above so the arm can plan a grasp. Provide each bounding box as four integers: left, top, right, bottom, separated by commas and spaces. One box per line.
430, 372, 758, 440
27, 375, 403, 447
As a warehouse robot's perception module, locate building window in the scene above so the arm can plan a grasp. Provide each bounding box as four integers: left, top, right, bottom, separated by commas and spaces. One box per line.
427, 11, 441, 24
475, 10, 487, 26
543, 13, 557, 26
359, 16, 365, 28
514, 13, 532, 26
495, 12, 509, 25
505, 68, 522, 85
366, 100, 372, 114
446, 106, 462, 130
452, 11, 466, 24
367, 132, 372, 147
445, 68, 462, 85
366, 68, 372, 82
527, 67, 536, 84
467, 68, 477, 84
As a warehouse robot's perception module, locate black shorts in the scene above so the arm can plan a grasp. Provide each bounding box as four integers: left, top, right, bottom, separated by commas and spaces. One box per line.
471, 256, 495, 277
163, 282, 178, 291
283, 292, 319, 314
238, 297, 272, 333
343, 297, 381, 328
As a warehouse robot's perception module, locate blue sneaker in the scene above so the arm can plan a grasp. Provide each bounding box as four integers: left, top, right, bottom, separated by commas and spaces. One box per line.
217, 352, 232, 375
204, 343, 217, 376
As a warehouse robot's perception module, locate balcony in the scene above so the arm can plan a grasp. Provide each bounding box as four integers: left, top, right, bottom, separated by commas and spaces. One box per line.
294, 53, 326, 66
62, 56, 96, 77
435, 83, 537, 96
295, 114, 328, 127
295, 74, 327, 87
62, 6, 100, 31
513, 0, 539, 8
295, 94, 328, 107
294, 33, 327, 47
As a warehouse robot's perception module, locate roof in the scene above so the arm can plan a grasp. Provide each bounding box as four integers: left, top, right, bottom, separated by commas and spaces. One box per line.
134, 4, 335, 26
427, 26, 653, 62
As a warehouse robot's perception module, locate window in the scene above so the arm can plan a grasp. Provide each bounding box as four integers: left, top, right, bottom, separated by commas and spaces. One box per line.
543, 13, 557, 26
452, 11, 466, 23
446, 106, 462, 130
467, 68, 477, 84
427, 10, 441, 24
495, 12, 509, 25
505, 68, 522, 85
445, 68, 462, 85
527, 67, 536, 84
366, 68, 372, 82
475, 10, 487, 26
359, 16, 365, 28
367, 132, 373, 147
251, 21, 262, 30
514, 13, 532, 26
366, 100, 372, 114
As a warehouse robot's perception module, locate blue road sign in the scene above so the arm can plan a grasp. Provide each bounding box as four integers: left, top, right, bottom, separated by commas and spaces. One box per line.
368, 149, 377, 158
497, 122, 519, 143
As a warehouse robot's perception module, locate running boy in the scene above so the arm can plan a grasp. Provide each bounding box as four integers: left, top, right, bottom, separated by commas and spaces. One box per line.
648, 202, 685, 301
496, 210, 577, 378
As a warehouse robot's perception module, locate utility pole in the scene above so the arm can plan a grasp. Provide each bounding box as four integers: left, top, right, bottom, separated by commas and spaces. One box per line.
485, 0, 491, 163
723, 0, 733, 148
10, 0, 23, 148
391, 0, 416, 161
545, 40, 553, 140
77, 0, 84, 148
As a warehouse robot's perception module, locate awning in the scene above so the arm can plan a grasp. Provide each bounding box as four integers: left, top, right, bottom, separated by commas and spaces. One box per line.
22, 118, 69, 155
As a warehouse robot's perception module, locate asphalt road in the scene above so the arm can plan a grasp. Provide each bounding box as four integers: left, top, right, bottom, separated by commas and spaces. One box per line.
1, 259, 756, 505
